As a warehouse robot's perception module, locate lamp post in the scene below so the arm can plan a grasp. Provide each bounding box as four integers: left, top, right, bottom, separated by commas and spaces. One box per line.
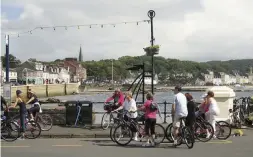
147, 10, 156, 94
5, 35, 10, 83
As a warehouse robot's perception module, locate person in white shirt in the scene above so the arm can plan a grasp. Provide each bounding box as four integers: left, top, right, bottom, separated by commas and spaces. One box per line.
171, 86, 188, 145
113, 91, 138, 141
205, 91, 220, 138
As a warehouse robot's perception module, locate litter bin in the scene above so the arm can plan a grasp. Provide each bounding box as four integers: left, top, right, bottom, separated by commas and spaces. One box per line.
65, 101, 93, 126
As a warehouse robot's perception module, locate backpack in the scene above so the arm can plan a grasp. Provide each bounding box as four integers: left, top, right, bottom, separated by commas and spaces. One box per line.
149, 102, 158, 112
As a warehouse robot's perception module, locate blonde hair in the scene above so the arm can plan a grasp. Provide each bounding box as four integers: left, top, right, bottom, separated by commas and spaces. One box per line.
146, 92, 153, 100
125, 91, 133, 98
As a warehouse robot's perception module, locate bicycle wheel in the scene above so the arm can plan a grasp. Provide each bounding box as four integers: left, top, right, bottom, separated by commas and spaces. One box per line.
182, 127, 194, 149
153, 124, 166, 144
24, 121, 41, 139
194, 122, 214, 142
101, 112, 112, 130
1, 121, 20, 142
165, 123, 173, 142
113, 124, 133, 146
215, 121, 231, 140
36, 114, 53, 131
110, 119, 121, 142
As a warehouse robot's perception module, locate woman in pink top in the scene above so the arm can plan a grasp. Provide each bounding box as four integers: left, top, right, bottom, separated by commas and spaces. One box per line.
139, 92, 161, 147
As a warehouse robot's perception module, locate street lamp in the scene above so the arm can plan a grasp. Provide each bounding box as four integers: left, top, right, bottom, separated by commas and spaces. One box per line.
147, 10, 156, 94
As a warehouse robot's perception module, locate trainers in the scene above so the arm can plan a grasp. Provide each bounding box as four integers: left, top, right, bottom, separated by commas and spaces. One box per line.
133, 136, 138, 141
142, 142, 151, 147
173, 139, 177, 145
206, 133, 211, 139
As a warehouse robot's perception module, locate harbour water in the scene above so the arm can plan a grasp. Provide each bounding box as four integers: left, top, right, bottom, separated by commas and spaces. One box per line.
42, 91, 253, 124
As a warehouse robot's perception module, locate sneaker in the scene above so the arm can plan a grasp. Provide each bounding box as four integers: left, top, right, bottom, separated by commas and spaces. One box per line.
133, 136, 138, 141
206, 133, 211, 139
213, 135, 217, 139
18, 137, 25, 140
173, 139, 177, 145
142, 142, 151, 147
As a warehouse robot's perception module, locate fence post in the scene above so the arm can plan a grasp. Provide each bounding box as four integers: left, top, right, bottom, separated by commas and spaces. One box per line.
163, 101, 167, 123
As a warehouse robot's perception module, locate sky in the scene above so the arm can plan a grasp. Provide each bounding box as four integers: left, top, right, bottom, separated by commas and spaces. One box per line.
1, 0, 253, 62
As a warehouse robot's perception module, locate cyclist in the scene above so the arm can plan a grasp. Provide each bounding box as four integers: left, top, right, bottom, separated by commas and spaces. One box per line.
205, 91, 220, 138
139, 92, 161, 147
112, 91, 139, 141
171, 86, 188, 146
104, 88, 124, 108
26, 89, 41, 121
1, 96, 9, 118
9, 90, 27, 139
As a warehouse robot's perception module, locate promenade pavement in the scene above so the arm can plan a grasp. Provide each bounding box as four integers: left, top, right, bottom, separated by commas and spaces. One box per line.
41, 124, 253, 138
1, 135, 253, 157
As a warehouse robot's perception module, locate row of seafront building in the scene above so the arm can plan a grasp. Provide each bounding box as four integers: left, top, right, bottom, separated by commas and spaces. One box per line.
195, 69, 253, 86
1, 58, 87, 85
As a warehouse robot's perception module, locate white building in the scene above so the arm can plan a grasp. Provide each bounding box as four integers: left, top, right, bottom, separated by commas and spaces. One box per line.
58, 68, 70, 83
213, 77, 222, 86
2, 69, 17, 83
204, 71, 214, 83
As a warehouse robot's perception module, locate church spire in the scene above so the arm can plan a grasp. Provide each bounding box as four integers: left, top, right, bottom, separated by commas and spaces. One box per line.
78, 46, 83, 62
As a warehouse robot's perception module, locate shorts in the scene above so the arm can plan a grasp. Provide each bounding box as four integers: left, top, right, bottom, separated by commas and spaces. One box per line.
173, 115, 186, 128
145, 118, 156, 135
28, 105, 40, 117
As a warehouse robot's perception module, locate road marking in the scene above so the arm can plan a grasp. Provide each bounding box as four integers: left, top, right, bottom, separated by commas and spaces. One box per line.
1, 146, 30, 148
207, 140, 232, 144
52, 145, 83, 147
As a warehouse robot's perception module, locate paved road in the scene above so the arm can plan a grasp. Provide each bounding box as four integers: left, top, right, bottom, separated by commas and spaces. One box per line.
1, 136, 253, 157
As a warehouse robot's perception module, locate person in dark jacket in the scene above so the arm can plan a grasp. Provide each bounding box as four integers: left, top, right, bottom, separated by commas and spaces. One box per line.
185, 93, 196, 132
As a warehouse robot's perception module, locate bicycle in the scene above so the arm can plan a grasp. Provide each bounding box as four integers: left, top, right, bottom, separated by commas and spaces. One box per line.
12, 107, 53, 131
101, 103, 119, 130
1, 110, 20, 142
170, 117, 195, 149
11, 113, 42, 139
113, 110, 165, 146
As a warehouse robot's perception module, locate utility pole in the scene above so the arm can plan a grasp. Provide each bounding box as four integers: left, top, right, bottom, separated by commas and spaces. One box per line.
5, 35, 10, 83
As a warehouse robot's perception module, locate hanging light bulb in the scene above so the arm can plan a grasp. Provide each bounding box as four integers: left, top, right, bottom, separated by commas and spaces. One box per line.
18, 34, 20, 37
65, 27, 67, 30
137, 22, 138, 25
54, 27, 56, 31
41, 27, 43, 29
101, 25, 103, 28
125, 22, 126, 24
114, 25, 115, 27
78, 26, 80, 29
90, 25, 91, 28
30, 31, 32, 34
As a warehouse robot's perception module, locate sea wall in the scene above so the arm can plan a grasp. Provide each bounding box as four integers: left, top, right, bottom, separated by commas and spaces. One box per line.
2, 83, 79, 101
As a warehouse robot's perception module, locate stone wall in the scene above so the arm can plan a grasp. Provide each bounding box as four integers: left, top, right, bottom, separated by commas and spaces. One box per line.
3, 83, 79, 102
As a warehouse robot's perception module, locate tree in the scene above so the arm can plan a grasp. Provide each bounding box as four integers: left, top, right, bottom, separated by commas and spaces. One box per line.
1, 54, 21, 67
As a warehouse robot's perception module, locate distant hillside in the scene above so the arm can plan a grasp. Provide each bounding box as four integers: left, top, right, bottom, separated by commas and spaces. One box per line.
206, 59, 253, 76
81, 56, 253, 85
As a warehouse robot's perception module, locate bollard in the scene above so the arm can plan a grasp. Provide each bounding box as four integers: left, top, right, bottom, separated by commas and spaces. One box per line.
163, 101, 167, 123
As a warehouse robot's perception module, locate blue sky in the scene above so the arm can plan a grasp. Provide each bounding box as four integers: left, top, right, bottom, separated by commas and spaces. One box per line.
1, 5, 23, 20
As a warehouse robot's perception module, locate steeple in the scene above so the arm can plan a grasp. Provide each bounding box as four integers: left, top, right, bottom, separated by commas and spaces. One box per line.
78, 46, 83, 62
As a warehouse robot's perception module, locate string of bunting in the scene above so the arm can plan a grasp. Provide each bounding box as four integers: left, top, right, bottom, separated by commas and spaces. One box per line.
4, 20, 150, 37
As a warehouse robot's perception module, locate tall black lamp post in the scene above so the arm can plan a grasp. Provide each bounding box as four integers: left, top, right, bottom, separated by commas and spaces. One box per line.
147, 10, 156, 94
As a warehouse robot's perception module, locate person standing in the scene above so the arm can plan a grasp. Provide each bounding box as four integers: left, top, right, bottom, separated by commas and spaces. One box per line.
185, 93, 196, 132
205, 91, 220, 138
171, 86, 188, 146
112, 91, 139, 141
139, 92, 162, 147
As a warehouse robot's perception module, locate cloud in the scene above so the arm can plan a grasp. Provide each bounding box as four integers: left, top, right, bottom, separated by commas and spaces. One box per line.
1, 0, 253, 62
